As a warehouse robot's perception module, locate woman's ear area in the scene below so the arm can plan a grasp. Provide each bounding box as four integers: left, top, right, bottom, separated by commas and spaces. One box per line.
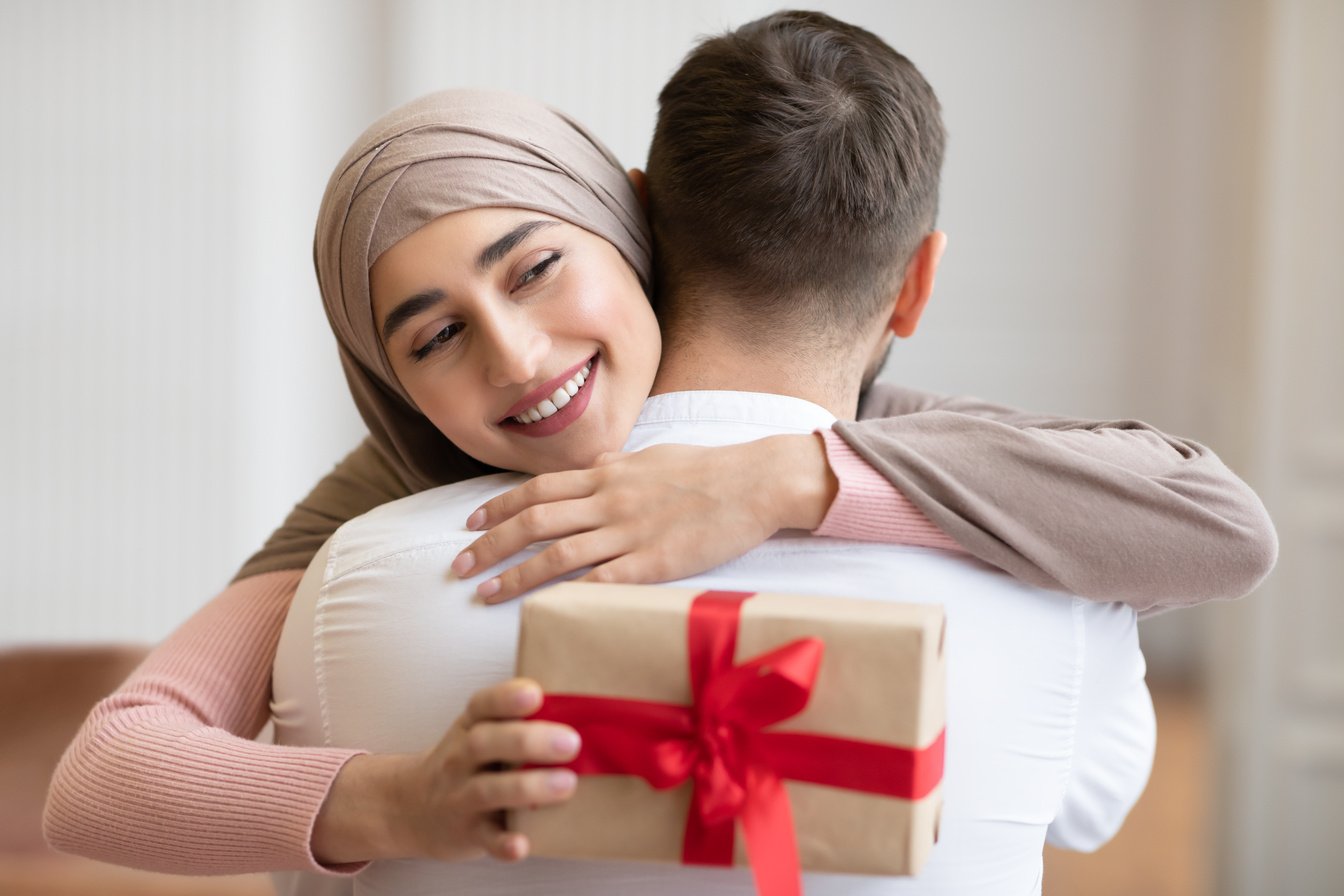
889, 230, 947, 339
627, 168, 649, 213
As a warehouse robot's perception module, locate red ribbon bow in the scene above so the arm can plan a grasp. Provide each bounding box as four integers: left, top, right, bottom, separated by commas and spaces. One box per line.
533, 590, 944, 896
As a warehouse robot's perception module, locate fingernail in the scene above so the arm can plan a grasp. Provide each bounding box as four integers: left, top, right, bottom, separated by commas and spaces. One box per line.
477, 577, 501, 599
552, 730, 580, 755
451, 551, 475, 576
547, 770, 577, 793
466, 508, 486, 530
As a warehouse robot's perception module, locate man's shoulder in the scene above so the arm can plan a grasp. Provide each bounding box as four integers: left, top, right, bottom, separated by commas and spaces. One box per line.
325, 471, 528, 581
726, 534, 1138, 645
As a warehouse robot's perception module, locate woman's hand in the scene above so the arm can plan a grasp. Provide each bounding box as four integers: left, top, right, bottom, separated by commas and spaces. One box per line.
452, 434, 839, 604
310, 678, 580, 865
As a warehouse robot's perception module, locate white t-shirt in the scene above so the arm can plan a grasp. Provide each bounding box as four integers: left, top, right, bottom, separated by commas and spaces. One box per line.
272, 391, 1155, 896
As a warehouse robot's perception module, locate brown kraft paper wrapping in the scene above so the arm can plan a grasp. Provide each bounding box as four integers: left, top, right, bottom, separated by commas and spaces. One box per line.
513, 582, 946, 876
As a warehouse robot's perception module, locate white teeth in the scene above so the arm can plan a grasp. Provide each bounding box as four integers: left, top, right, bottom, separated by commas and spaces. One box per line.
511, 361, 594, 424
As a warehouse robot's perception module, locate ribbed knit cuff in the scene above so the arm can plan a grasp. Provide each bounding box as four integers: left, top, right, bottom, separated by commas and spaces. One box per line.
814, 428, 964, 552
46, 719, 368, 874
42, 569, 370, 876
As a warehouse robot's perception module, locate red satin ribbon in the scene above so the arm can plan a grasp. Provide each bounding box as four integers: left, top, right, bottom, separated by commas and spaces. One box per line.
532, 590, 944, 896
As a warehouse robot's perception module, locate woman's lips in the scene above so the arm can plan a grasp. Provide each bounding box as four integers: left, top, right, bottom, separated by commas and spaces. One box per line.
502, 355, 594, 422
499, 355, 599, 438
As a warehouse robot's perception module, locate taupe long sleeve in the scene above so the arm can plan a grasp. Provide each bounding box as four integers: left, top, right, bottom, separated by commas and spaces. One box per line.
836, 382, 1278, 614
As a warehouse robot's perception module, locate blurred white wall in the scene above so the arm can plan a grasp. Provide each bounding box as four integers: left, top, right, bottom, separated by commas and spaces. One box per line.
1, 0, 1339, 891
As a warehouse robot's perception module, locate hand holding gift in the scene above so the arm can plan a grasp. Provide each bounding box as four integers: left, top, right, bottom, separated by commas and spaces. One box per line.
311, 678, 583, 865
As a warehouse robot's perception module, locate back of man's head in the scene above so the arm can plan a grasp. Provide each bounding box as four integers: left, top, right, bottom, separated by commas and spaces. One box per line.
647, 10, 945, 352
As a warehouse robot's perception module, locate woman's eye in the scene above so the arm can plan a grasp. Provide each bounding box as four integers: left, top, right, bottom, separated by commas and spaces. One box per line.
412, 322, 464, 361
515, 252, 561, 290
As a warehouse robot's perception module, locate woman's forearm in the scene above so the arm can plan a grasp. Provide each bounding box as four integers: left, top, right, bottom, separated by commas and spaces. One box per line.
843, 382, 1278, 612
43, 570, 366, 875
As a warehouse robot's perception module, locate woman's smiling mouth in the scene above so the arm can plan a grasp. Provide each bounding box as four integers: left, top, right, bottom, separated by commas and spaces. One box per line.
509, 359, 593, 423
499, 355, 599, 437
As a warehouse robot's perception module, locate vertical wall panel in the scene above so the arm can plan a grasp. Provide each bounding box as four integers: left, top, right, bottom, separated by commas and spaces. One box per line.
1209, 0, 1344, 892
0, 1, 377, 643
1, 1, 240, 641
225, 0, 382, 560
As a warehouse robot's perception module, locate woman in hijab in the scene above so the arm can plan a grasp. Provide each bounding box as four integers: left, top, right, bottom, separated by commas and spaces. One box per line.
46, 88, 1273, 876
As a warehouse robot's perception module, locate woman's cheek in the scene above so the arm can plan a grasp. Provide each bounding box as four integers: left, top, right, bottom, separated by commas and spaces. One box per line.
557, 278, 618, 331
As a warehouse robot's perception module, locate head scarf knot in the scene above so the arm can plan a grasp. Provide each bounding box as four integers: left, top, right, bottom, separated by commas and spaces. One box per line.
313, 89, 651, 490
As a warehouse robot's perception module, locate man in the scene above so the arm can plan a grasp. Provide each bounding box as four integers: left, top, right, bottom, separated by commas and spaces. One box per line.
272, 11, 1154, 895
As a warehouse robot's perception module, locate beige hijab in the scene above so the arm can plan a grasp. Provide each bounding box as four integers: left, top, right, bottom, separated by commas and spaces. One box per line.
315, 88, 652, 492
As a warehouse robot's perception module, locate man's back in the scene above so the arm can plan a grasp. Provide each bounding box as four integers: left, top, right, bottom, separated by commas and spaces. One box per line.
273, 392, 1155, 896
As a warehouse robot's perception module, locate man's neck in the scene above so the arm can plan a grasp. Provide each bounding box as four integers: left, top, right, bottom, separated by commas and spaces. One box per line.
649, 325, 862, 421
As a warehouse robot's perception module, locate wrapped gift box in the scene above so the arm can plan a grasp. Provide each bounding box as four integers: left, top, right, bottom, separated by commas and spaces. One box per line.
512, 582, 945, 881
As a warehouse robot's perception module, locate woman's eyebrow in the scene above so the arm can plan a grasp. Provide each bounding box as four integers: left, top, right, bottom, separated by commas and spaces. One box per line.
382, 289, 445, 342
382, 220, 560, 342
475, 220, 559, 272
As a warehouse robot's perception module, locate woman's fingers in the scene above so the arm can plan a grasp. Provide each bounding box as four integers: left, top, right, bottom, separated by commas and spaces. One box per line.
480, 530, 626, 604
577, 551, 668, 586
475, 819, 529, 862
464, 767, 578, 813
454, 498, 600, 578
460, 441, 814, 602
464, 469, 596, 532
361, 680, 582, 863
458, 678, 543, 728
464, 719, 581, 766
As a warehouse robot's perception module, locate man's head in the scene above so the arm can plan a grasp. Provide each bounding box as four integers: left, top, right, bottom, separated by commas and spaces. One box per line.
646, 10, 946, 369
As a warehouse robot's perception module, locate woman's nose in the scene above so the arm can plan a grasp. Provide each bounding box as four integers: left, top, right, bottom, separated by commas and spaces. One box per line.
481, 309, 551, 388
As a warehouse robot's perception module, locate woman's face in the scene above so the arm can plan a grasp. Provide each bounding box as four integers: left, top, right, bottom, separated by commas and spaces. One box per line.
370, 207, 661, 475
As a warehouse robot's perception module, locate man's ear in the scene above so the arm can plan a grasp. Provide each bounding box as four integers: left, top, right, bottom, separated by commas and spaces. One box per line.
889, 230, 947, 338
628, 168, 649, 213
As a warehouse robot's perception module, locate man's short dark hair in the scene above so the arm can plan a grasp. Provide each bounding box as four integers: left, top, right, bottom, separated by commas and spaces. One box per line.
647, 10, 945, 345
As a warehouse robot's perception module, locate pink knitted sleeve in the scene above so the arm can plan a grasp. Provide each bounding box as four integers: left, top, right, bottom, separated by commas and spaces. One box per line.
43, 569, 365, 876
813, 429, 965, 553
